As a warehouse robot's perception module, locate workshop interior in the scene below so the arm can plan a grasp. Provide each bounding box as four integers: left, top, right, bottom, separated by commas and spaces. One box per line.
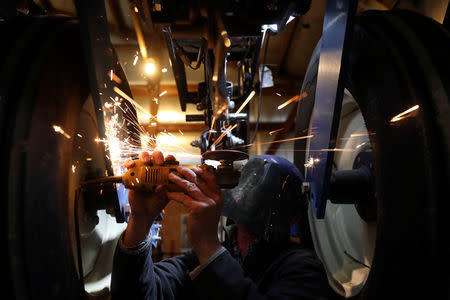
1, 0, 449, 299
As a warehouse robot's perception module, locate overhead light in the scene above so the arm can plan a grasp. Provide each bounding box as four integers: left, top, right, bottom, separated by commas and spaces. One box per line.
145, 61, 156, 75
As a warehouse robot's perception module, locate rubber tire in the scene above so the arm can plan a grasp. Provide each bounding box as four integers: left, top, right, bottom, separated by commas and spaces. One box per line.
294, 10, 450, 299
1, 17, 131, 299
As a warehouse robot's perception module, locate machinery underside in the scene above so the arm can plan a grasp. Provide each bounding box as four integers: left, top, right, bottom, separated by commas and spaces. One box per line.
1, 0, 450, 299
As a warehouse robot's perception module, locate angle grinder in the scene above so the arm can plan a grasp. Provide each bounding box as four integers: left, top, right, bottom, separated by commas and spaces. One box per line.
80, 149, 248, 190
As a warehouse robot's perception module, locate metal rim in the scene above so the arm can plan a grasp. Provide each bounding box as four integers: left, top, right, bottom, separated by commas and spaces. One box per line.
68, 95, 127, 296
308, 89, 376, 297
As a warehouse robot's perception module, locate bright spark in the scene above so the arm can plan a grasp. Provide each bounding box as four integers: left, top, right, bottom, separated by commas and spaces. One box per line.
269, 128, 284, 135
235, 90, 256, 114
356, 142, 366, 149
113, 86, 154, 121
390, 105, 419, 122
211, 124, 238, 148
208, 116, 216, 142
350, 132, 376, 137
277, 92, 307, 110
145, 61, 156, 75
159, 90, 167, 97
161, 68, 168, 73
133, 55, 139, 66
304, 157, 320, 168
233, 134, 314, 149
52, 125, 71, 139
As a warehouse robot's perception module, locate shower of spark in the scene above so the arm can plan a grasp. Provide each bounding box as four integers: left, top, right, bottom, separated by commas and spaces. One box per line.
99, 86, 200, 176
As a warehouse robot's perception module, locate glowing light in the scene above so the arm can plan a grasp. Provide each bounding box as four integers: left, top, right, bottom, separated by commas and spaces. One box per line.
235, 90, 256, 114
262, 24, 278, 32
224, 37, 231, 47
134, 6, 138, 12
390, 105, 419, 122
159, 90, 167, 97
145, 61, 156, 75
156, 111, 185, 123
221, 30, 231, 47
156, 133, 182, 147
72, 165, 76, 173
133, 55, 139, 66
52, 125, 71, 139
161, 68, 168, 73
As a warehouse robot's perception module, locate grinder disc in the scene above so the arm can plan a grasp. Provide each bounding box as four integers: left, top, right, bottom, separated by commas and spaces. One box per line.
202, 150, 249, 161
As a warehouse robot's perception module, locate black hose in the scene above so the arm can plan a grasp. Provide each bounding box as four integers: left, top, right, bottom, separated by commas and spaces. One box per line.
80, 176, 123, 186
250, 30, 272, 144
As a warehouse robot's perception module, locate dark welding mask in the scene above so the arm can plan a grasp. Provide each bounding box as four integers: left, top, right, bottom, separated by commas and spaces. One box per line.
222, 155, 305, 244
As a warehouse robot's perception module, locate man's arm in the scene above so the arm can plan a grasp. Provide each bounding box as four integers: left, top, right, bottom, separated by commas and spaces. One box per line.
111, 151, 197, 299
111, 233, 199, 300
191, 247, 331, 300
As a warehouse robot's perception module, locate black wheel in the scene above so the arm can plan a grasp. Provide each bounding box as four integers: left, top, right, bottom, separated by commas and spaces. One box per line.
1, 17, 133, 299
294, 10, 450, 299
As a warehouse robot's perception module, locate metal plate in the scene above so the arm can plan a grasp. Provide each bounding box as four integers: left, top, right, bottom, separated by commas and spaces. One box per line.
305, 0, 357, 218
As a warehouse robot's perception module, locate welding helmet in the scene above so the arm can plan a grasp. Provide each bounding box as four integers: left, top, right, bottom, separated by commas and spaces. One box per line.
222, 155, 305, 243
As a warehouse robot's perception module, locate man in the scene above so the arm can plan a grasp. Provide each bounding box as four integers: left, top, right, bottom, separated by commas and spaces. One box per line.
111, 150, 332, 299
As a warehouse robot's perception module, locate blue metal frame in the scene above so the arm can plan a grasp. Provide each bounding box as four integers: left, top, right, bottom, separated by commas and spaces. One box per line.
305, 0, 357, 218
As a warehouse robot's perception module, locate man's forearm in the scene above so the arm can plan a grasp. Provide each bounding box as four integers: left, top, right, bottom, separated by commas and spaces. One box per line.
122, 213, 155, 248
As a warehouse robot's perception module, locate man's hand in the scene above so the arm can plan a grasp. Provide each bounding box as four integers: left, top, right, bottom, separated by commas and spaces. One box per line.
167, 166, 224, 264
122, 150, 174, 248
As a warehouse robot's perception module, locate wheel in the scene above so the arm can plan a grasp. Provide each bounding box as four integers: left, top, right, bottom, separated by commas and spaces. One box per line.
1, 16, 133, 299
294, 10, 450, 299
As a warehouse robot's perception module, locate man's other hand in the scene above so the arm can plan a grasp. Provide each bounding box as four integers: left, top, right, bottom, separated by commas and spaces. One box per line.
167, 166, 223, 264
122, 150, 174, 247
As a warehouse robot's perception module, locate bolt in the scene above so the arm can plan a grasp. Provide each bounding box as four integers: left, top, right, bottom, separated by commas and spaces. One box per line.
125, 203, 131, 218
301, 182, 310, 194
